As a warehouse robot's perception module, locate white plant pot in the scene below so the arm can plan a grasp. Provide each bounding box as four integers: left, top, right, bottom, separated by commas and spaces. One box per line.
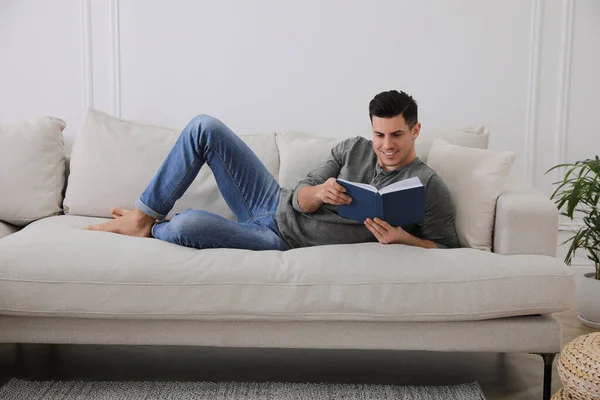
578, 272, 600, 329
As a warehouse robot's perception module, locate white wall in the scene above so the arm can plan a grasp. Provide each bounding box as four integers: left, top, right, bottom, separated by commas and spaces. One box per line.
1, 0, 598, 266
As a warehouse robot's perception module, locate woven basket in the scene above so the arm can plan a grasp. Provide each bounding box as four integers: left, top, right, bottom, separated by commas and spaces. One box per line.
551, 387, 576, 399
556, 332, 600, 400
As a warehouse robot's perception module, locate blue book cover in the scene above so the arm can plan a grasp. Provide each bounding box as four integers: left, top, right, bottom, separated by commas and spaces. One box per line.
336, 177, 425, 227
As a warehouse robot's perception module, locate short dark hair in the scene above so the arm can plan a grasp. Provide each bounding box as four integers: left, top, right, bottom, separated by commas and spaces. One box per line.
369, 90, 418, 129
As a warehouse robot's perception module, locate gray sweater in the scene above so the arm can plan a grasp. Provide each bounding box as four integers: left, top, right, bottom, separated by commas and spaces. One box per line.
275, 136, 460, 250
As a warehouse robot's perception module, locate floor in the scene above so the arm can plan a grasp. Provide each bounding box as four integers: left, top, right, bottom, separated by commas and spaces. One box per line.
0, 307, 596, 399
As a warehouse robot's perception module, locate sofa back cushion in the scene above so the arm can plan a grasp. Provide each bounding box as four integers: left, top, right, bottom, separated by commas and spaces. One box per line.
426, 139, 516, 251
276, 126, 489, 190
63, 109, 279, 221
0, 221, 20, 239
0, 116, 66, 226
276, 131, 344, 190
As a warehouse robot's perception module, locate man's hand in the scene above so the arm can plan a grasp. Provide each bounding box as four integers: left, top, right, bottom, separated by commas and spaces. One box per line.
364, 217, 438, 249
364, 218, 406, 244
297, 178, 352, 213
319, 178, 352, 206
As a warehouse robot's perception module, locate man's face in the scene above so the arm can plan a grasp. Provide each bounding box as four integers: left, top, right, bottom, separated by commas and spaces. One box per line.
371, 114, 421, 171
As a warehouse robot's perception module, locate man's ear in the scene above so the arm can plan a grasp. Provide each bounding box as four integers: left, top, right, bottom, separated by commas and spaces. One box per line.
412, 122, 421, 140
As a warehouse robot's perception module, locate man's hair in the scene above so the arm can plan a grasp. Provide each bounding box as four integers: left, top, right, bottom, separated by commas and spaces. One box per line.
369, 90, 418, 129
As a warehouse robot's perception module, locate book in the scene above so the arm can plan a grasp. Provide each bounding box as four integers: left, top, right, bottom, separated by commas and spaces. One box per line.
336, 177, 425, 227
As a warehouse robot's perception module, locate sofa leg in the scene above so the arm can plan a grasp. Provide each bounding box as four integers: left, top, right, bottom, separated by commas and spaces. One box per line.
15, 343, 24, 377
539, 353, 556, 400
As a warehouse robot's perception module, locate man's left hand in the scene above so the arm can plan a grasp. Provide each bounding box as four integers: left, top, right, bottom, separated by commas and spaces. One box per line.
364, 218, 407, 245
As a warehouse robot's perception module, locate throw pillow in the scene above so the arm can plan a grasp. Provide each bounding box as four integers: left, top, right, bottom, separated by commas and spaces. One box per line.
0, 116, 66, 226
415, 125, 489, 163
276, 131, 343, 190
63, 109, 279, 221
426, 139, 516, 251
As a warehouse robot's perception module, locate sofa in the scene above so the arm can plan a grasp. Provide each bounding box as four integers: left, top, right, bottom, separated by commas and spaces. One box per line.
0, 109, 575, 399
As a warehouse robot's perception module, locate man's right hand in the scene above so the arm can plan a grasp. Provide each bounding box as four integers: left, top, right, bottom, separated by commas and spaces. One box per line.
297, 178, 353, 213
318, 178, 352, 206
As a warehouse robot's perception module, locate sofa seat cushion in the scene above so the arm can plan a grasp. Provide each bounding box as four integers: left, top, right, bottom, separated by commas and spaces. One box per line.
0, 216, 574, 322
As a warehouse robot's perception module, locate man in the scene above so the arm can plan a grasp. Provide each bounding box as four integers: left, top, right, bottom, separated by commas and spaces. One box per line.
85, 90, 460, 250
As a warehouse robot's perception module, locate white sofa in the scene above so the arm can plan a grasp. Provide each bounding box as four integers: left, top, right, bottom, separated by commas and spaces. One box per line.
0, 110, 575, 399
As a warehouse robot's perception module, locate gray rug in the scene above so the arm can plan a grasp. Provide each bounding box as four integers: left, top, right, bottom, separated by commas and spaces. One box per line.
0, 379, 486, 399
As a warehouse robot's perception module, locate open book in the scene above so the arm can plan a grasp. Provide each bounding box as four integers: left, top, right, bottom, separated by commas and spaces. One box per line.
336, 177, 425, 227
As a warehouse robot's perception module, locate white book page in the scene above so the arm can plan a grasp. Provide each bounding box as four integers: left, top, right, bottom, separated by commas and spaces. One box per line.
379, 177, 423, 195
337, 179, 377, 193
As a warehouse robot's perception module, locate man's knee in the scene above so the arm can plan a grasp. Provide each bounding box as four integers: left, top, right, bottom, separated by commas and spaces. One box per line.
165, 209, 219, 249
190, 114, 223, 133
157, 210, 190, 244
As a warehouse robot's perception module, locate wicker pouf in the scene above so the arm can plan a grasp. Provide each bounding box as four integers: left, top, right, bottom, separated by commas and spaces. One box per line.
551, 387, 575, 399
555, 332, 600, 400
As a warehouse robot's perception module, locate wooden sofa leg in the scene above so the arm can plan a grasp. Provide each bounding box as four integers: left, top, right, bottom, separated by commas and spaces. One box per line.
539, 353, 556, 400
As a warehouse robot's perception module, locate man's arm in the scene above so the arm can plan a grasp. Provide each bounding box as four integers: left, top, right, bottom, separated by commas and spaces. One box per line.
364, 174, 460, 249
297, 185, 324, 214
364, 218, 437, 249
297, 179, 352, 213
292, 139, 356, 213
398, 231, 438, 249
418, 174, 461, 248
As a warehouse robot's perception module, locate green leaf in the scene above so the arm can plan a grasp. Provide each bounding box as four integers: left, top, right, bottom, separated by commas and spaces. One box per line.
546, 163, 574, 174
549, 156, 600, 272
564, 230, 582, 265
566, 181, 583, 218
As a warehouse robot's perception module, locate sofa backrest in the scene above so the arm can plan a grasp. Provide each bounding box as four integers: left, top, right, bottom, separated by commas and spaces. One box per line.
63, 109, 279, 221
276, 126, 489, 190
61, 110, 489, 221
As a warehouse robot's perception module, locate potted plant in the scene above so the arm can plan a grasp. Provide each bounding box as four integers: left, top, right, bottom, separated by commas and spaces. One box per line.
547, 156, 600, 329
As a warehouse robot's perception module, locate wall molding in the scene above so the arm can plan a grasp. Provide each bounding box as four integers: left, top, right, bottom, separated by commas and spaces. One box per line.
554, 0, 575, 183
110, 0, 122, 118
81, 0, 93, 111
525, 0, 543, 186
559, 222, 582, 231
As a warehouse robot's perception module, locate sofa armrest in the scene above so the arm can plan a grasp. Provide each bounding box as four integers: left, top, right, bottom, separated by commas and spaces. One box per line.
493, 178, 558, 257
0, 221, 20, 240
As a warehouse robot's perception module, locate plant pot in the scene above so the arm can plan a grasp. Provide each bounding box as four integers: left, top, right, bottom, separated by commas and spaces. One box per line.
578, 272, 600, 329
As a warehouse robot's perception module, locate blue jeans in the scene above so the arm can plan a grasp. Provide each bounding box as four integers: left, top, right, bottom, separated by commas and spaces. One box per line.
134, 115, 289, 251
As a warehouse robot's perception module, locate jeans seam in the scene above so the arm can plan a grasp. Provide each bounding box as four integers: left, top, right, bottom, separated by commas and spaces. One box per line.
249, 212, 276, 222
158, 156, 202, 211
207, 142, 253, 220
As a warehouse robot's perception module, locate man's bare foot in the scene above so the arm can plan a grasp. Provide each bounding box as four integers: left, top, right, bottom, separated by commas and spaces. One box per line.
111, 207, 131, 219
84, 208, 155, 237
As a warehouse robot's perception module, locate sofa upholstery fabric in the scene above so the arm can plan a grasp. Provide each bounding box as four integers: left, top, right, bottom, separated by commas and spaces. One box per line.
0, 222, 19, 240
0, 216, 574, 322
63, 109, 279, 221
426, 139, 516, 251
494, 176, 559, 257
0, 116, 66, 226
0, 314, 561, 353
